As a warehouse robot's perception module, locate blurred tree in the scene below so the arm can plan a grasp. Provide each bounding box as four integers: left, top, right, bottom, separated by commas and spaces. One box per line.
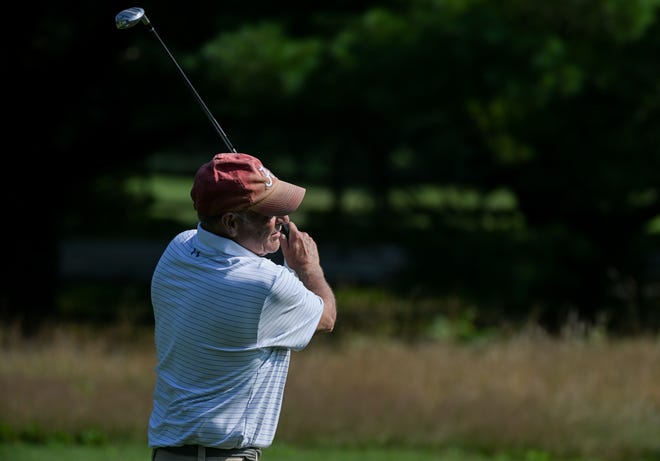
4, 0, 659, 334
192, 0, 660, 332
0, 0, 401, 332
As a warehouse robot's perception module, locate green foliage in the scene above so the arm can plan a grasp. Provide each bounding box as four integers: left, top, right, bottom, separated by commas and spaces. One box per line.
8, 0, 660, 334
196, 23, 323, 106
57, 281, 152, 325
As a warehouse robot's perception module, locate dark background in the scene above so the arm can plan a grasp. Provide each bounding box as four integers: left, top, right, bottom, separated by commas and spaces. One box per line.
3, 0, 659, 336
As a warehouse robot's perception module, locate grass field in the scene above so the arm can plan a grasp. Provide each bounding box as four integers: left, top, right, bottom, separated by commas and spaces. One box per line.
0, 441, 613, 461
1, 323, 659, 461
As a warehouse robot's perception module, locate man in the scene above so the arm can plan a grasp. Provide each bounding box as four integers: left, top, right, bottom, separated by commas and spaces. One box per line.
148, 153, 336, 461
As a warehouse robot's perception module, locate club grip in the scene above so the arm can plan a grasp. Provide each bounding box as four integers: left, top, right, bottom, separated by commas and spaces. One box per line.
281, 223, 290, 237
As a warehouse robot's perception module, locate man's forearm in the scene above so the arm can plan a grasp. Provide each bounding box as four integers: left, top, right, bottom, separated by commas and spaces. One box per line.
298, 266, 336, 332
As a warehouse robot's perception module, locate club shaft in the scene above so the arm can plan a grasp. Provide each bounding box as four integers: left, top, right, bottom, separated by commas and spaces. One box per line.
144, 23, 237, 153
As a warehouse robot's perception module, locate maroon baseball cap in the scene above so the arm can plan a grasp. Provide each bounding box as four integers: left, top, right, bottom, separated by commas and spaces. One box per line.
191, 153, 306, 217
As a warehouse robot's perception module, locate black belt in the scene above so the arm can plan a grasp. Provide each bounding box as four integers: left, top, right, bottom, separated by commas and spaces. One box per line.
159, 445, 260, 459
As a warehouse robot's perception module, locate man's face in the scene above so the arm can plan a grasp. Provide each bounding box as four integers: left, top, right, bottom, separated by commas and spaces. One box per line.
234, 210, 287, 256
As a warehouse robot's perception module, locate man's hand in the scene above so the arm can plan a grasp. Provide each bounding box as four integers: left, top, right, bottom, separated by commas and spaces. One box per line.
279, 222, 336, 332
279, 221, 321, 273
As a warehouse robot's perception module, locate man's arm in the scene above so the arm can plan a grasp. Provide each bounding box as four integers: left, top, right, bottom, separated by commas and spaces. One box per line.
280, 222, 336, 332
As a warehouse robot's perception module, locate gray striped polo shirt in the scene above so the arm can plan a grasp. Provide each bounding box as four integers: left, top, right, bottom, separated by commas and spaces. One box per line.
148, 224, 323, 449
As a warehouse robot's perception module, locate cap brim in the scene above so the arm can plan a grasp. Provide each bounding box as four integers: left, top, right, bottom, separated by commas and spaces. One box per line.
249, 180, 306, 216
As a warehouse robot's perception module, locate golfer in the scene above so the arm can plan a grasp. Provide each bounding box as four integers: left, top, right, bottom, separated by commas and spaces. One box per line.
148, 153, 336, 461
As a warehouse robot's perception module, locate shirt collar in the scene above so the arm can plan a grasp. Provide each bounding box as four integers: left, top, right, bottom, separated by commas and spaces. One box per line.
195, 223, 259, 258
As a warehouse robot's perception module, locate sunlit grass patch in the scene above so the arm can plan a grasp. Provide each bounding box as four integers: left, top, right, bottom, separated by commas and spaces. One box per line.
1, 323, 658, 460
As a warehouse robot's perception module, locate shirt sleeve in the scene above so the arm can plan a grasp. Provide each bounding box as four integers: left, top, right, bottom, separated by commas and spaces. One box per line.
257, 265, 324, 351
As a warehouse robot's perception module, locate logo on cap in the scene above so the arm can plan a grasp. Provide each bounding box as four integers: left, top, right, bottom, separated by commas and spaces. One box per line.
258, 166, 274, 188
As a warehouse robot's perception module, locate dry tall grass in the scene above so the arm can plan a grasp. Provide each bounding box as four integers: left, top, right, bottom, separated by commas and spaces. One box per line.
1, 323, 658, 460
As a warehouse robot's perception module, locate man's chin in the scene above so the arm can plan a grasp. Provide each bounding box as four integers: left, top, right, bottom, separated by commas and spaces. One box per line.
262, 240, 281, 256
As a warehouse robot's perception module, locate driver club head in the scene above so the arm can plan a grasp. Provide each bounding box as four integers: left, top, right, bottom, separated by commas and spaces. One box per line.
114, 6, 237, 152
116, 7, 149, 29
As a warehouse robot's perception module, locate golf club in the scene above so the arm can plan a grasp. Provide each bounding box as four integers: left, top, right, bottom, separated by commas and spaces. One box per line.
116, 7, 291, 237
116, 7, 237, 153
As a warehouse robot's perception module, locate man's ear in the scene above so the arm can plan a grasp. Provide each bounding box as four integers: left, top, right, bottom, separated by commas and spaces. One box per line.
221, 212, 239, 238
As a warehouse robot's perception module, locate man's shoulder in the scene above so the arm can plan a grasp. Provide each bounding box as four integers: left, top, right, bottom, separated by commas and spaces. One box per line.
172, 229, 197, 243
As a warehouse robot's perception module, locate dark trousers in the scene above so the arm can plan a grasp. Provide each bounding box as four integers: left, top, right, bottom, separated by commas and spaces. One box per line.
152, 446, 261, 461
